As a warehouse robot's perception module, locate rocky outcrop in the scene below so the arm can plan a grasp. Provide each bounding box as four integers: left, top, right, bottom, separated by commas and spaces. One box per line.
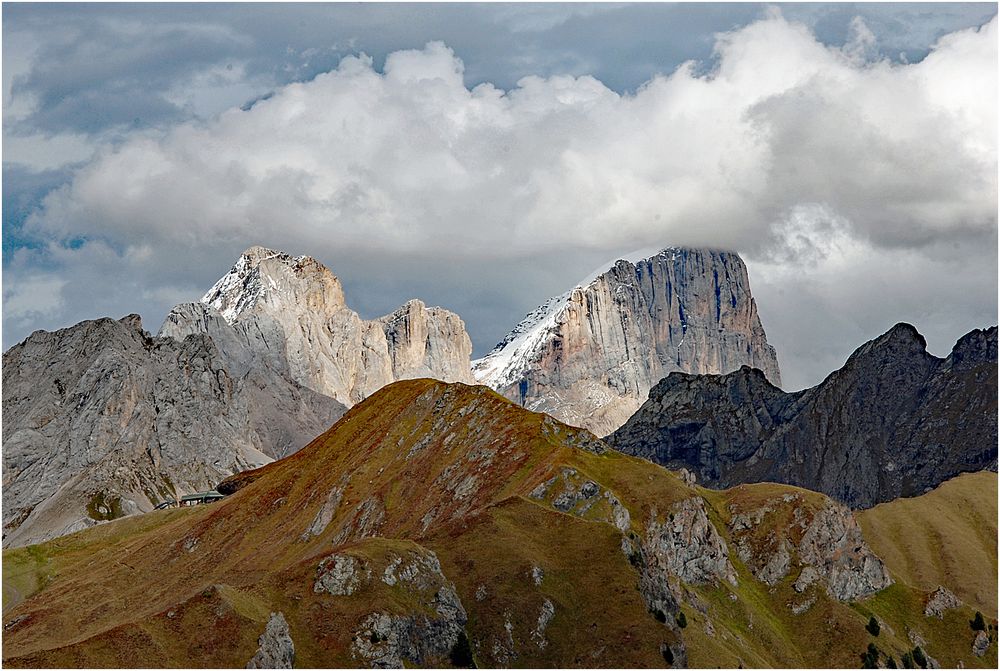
348, 548, 468, 668
1, 314, 344, 547
924, 586, 962, 618
247, 612, 295, 669
378, 300, 474, 384
728, 493, 892, 601
646, 497, 738, 587
163, 246, 474, 407
608, 323, 998, 508
973, 630, 991, 657
315, 553, 369, 596
473, 247, 780, 435
528, 467, 631, 532
797, 504, 893, 600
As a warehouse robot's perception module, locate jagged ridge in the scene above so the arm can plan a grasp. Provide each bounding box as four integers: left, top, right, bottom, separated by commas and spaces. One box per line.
1, 314, 344, 548
607, 323, 999, 508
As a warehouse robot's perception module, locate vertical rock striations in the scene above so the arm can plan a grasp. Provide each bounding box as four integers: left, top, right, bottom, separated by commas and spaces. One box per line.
473, 247, 780, 435
607, 323, 998, 508
163, 246, 474, 406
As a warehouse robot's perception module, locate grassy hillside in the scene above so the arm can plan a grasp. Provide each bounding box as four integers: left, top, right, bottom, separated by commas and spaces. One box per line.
858, 471, 998, 616
3, 379, 996, 668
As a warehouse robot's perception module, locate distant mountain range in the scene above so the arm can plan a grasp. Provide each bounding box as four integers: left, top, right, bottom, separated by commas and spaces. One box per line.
3, 245, 787, 546
607, 323, 998, 508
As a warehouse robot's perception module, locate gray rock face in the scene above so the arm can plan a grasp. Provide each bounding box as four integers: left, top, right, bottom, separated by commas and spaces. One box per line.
315, 554, 369, 596
348, 549, 468, 668
473, 248, 780, 435
924, 586, 962, 618
608, 323, 998, 508
973, 630, 990, 657
728, 494, 892, 601
528, 468, 631, 532
165, 246, 474, 407
3, 245, 475, 547
247, 612, 295, 669
2, 315, 344, 548
797, 504, 893, 600
302, 484, 346, 541
646, 497, 738, 587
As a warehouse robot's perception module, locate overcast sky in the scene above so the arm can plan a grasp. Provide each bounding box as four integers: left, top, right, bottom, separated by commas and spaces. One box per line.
3, 2, 997, 390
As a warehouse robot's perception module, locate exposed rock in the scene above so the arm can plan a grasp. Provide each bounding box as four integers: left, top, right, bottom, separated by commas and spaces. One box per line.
315, 554, 368, 596
532, 598, 555, 648
474, 248, 780, 435
169, 247, 474, 408
754, 540, 792, 587
302, 485, 345, 541
534, 468, 632, 532
727, 494, 891, 601
646, 498, 737, 587
924, 586, 962, 618
247, 612, 294, 669
381, 551, 446, 590
608, 324, 998, 508
621, 533, 681, 627
378, 300, 475, 385
490, 611, 518, 667
798, 504, 893, 600
790, 597, 816, 615
334, 497, 386, 545
605, 491, 632, 532
973, 630, 990, 657
793, 567, 820, 593
349, 549, 467, 668
2, 314, 345, 547
530, 566, 544, 586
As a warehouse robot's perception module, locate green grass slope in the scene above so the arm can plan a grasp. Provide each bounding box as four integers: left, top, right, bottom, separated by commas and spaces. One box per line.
858, 471, 998, 616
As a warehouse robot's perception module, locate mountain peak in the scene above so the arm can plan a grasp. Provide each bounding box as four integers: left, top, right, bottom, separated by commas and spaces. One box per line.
200, 246, 345, 324
474, 246, 780, 434
844, 322, 930, 370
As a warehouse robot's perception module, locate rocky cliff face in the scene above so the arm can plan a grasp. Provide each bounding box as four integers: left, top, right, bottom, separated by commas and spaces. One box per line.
2, 315, 344, 548
163, 246, 474, 406
608, 323, 998, 508
473, 247, 780, 435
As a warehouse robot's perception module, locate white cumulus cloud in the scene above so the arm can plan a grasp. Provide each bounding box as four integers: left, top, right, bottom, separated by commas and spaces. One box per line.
6, 12, 997, 389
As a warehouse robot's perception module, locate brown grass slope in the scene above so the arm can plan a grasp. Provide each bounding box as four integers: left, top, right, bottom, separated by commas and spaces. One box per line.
858, 471, 998, 616
2, 379, 996, 668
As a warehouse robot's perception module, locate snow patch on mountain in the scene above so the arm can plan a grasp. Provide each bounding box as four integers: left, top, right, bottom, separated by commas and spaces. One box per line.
201, 246, 300, 324
472, 247, 679, 388
472, 291, 571, 389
